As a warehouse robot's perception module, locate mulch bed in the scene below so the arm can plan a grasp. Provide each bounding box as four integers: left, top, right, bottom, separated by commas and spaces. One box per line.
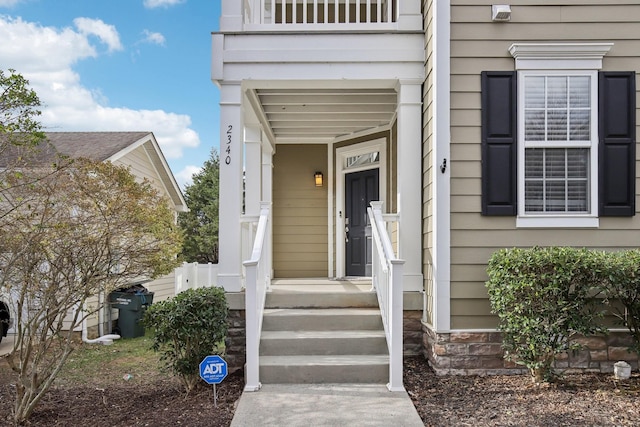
1, 356, 639, 426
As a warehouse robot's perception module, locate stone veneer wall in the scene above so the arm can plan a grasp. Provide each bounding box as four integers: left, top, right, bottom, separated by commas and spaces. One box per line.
225, 309, 246, 373
423, 323, 639, 375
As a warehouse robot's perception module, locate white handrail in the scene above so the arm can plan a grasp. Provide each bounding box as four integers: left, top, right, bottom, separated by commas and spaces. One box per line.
368, 201, 404, 392
242, 202, 271, 391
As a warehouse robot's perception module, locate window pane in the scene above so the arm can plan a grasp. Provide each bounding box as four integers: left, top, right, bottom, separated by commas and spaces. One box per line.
525, 149, 543, 178
545, 180, 566, 212
547, 110, 567, 140
525, 181, 543, 212
525, 76, 545, 108
569, 110, 590, 141
545, 149, 566, 178
568, 181, 588, 211
567, 148, 589, 178
569, 76, 590, 108
525, 110, 545, 141
547, 76, 567, 108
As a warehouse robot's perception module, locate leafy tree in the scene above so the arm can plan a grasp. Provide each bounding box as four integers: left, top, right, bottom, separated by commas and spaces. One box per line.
144, 286, 228, 393
0, 157, 183, 423
0, 68, 46, 148
178, 149, 220, 263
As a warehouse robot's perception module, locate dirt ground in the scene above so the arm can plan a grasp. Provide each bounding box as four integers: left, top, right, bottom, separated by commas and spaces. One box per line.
1, 356, 639, 426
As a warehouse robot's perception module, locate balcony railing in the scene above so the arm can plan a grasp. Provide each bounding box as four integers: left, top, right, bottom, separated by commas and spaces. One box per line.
243, 0, 398, 28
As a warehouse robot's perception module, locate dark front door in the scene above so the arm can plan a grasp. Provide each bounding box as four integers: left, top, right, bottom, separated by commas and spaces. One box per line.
345, 169, 379, 277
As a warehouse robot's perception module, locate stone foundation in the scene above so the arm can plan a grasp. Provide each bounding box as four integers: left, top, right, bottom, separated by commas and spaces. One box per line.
403, 310, 423, 355
225, 309, 246, 373
422, 322, 639, 375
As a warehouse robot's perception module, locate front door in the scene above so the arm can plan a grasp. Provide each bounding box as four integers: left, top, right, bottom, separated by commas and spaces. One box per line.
345, 169, 379, 276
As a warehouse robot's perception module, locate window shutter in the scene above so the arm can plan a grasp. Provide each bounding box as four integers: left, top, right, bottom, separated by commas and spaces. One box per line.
599, 71, 636, 217
481, 71, 517, 215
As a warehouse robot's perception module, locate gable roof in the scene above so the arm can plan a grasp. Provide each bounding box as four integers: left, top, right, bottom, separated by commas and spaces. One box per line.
46, 132, 152, 161
1, 131, 188, 212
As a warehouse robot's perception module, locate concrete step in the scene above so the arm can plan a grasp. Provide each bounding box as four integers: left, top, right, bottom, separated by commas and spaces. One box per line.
259, 355, 389, 384
260, 330, 387, 356
262, 308, 383, 331
266, 290, 378, 309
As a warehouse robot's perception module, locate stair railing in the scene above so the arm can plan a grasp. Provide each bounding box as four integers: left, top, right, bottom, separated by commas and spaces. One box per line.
243, 202, 271, 391
367, 201, 404, 391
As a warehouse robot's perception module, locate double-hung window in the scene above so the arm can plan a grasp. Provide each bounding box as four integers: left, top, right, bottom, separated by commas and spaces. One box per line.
481, 43, 636, 227
519, 71, 598, 227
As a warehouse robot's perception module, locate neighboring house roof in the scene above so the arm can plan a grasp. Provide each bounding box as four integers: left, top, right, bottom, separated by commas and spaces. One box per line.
2, 132, 188, 212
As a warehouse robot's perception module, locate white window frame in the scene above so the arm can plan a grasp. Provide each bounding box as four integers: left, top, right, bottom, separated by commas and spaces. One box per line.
517, 70, 598, 227
509, 43, 613, 228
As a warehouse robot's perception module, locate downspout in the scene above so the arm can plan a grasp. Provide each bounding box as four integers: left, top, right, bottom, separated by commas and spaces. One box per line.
81, 302, 120, 345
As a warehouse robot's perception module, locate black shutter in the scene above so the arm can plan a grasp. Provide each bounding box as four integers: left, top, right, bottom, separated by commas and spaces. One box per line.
599, 71, 636, 217
481, 71, 517, 216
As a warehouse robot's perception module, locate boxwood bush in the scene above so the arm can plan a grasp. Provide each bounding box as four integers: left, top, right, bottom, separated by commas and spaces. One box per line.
143, 286, 228, 393
600, 249, 640, 356
486, 247, 606, 382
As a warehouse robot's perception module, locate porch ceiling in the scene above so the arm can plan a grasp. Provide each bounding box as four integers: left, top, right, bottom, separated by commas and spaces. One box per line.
252, 88, 397, 142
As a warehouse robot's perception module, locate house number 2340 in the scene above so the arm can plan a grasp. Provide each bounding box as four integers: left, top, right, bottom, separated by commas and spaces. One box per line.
225, 125, 232, 165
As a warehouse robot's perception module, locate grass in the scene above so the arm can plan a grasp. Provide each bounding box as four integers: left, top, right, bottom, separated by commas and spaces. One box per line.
55, 332, 166, 388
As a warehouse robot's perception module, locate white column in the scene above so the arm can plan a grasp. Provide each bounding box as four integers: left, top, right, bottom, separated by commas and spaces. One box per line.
218, 83, 244, 292
220, 0, 243, 31
396, 0, 423, 30
262, 142, 274, 280
432, 0, 451, 331
244, 125, 262, 217
396, 81, 424, 292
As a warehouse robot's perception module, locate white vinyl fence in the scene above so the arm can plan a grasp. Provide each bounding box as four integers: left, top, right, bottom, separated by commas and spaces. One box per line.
174, 262, 220, 293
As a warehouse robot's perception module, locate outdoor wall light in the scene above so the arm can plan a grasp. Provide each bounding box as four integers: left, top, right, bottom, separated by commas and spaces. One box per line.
492, 4, 511, 22
314, 171, 323, 187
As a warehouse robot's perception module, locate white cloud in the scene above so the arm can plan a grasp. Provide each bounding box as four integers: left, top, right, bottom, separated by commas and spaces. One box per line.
141, 29, 165, 46
0, 0, 23, 7
143, 0, 185, 9
0, 16, 200, 161
175, 165, 202, 190
73, 17, 123, 52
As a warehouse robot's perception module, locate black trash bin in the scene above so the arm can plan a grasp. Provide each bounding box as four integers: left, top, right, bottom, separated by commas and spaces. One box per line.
109, 290, 154, 338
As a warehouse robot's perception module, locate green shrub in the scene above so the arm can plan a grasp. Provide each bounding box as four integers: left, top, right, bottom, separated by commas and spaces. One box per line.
486, 247, 606, 382
143, 287, 229, 393
601, 250, 640, 356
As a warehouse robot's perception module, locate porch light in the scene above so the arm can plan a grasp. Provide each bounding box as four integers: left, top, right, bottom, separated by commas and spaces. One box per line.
314, 171, 323, 187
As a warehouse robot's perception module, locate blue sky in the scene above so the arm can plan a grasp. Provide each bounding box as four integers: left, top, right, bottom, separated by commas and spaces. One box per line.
0, 0, 222, 188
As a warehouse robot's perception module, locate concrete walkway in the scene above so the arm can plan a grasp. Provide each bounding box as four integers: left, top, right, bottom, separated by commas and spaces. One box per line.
230, 383, 424, 427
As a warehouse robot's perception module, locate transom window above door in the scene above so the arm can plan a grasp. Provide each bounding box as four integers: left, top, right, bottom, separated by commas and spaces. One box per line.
345, 151, 380, 169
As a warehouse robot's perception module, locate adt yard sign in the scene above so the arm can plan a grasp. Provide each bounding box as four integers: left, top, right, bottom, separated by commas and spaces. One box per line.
199, 355, 227, 385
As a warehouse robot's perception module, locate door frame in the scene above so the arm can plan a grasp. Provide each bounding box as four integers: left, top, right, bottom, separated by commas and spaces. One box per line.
335, 138, 387, 278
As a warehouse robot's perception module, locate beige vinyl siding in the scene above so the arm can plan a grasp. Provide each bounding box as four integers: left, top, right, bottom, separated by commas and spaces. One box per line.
145, 271, 176, 302
113, 145, 166, 195
273, 144, 328, 278
421, 0, 435, 326
447, 1, 640, 330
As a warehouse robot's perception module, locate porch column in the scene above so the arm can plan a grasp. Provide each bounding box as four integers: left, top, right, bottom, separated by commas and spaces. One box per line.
220, 0, 243, 31
244, 125, 262, 217
218, 83, 244, 292
262, 142, 274, 279
396, 81, 423, 292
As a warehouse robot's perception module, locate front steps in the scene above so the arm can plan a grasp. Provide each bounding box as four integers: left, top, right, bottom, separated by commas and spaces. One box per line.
259, 279, 389, 384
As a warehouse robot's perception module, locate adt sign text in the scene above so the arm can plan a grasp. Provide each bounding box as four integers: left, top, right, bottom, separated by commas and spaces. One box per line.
199, 355, 228, 385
